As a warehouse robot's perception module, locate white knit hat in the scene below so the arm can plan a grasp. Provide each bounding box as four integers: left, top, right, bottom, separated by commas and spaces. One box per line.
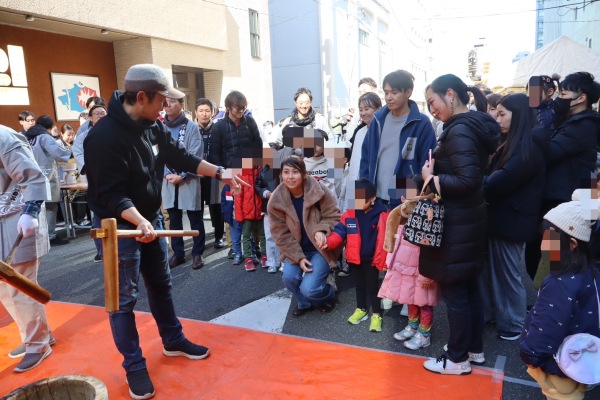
544, 200, 593, 242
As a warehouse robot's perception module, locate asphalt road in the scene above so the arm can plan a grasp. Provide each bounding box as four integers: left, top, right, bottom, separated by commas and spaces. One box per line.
36, 221, 598, 400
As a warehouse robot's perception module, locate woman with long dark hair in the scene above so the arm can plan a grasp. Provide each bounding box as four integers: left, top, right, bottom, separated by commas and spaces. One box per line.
480, 93, 545, 341
268, 156, 341, 316
421, 74, 500, 375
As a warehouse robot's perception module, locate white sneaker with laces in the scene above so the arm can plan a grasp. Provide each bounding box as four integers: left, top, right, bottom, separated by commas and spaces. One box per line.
442, 344, 486, 365
404, 331, 431, 350
393, 325, 417, 341
423, 355, 472, 375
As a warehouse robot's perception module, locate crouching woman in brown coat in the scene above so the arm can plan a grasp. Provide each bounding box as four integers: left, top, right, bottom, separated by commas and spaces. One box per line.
267, 156, 341, 316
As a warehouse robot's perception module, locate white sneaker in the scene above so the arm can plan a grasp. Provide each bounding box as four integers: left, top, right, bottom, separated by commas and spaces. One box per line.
326, 272, 337, 292
442, 344, 486, 365
423, 355, 472, 375
381, 298, 393, 310
400, 304, 409, 317
393, 325, 416, 341
404, 331, 431, 350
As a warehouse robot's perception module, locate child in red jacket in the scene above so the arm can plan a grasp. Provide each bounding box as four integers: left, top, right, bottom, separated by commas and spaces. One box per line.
321, 179, 389, 332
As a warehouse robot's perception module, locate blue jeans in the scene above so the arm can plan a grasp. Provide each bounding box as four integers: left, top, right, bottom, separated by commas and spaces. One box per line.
109, 219, 185, 372
282, 251, 334, 310
167, 208, 205, 257
229, 220, 242, 256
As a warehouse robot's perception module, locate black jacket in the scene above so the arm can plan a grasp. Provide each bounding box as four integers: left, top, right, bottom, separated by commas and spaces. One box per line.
543, 110, 600, 202
85, 91, 201, 223
207, 113, 262, 169
419, 111, 500, 284
484, 132, 546, 242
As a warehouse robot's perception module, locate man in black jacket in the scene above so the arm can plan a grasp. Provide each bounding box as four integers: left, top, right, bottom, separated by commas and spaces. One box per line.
84, 64, 246, 400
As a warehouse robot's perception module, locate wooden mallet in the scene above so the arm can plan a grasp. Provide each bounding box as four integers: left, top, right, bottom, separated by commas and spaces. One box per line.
90, 218, 199, 312
0, 232, 52, 304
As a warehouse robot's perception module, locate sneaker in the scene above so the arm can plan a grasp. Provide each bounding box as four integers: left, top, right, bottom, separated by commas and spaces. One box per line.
252, 257, 261, 266
163, 338, 210, 360
292, 306, 314, 317
442, 344, 486, 365
13, 347, 52, 373
267, 265, 278, 273
400, 304, 409, 317
126, 368, 155, 400
227, 249, 235, 259
93, 253, 102, 263
214, 238, 226, 249
245, 258, 257, 272
381, 298, 393, 310
393, 325, 417, 341
423, 355, 472, 375
498, 331, 521, 341
9, 335, 56, 358
261, 255, 268, 268
326, 272, 337, 292
369, 314, 383, 332
232, 254, 243, 265
347, 308, 368, 324
337, 261, 350, 277
404, 331, 431, 350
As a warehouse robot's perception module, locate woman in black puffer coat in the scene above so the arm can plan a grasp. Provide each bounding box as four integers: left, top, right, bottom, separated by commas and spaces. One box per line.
421, 74, 500, 375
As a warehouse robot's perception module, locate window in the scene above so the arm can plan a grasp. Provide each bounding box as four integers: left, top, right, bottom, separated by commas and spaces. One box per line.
359, 29, 369, 46
249, 9, 260, 58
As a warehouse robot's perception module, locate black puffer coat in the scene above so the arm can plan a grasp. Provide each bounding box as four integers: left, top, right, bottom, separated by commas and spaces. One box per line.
484, 131, 546, 243
419, 111, 500, 284
542, 110, 600, 202
207, 113, 262, 168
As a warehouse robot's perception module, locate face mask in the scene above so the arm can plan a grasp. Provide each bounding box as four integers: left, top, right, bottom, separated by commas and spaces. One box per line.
552, 95, 580, 115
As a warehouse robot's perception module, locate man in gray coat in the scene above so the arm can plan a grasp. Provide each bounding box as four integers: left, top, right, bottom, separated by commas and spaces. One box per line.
162, 97, 206, 269
0, 125, 54, 373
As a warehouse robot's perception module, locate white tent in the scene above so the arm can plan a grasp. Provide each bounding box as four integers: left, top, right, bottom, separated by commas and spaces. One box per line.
512, 36, 600, 86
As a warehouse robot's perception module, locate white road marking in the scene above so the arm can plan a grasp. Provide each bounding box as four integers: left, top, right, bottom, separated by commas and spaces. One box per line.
210, 289, 292, 333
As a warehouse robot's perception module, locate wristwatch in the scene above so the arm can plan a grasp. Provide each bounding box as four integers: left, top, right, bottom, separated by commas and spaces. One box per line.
215, 166, 223, 181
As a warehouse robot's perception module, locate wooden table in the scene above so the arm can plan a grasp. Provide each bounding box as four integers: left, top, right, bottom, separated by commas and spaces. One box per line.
59, 182, 88, 238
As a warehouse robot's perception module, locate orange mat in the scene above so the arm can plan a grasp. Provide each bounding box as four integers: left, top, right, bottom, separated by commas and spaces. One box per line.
1, 302, 503, 399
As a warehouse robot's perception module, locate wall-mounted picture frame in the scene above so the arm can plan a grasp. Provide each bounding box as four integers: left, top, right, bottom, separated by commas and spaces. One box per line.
50, 73, 101, 121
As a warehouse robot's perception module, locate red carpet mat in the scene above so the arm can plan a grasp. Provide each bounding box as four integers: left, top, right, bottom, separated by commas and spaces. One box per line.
1, 302, 503, 399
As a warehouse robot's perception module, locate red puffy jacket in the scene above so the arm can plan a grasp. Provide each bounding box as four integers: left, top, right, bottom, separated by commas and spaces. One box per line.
234, 166, 263, 222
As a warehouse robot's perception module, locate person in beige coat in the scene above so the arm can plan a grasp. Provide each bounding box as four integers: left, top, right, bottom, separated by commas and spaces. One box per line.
267, 156, 341, 317
0, 125, 53, 373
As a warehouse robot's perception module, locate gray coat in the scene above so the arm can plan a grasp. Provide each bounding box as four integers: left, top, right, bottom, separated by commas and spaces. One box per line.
161, 117, 204, 210
27, 125, 71, 202
0, 126, 50, 264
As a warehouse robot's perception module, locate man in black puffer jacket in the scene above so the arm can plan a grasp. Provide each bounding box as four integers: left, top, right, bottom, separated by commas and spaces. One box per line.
207, 90, 262, 169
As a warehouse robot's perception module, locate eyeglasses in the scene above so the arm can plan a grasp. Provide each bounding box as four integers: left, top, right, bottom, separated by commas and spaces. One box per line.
232, 105, 246, 112
91, 111, 107, 117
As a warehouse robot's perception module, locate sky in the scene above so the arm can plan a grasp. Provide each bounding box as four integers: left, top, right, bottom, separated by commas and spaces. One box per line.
395, 0, 537, 86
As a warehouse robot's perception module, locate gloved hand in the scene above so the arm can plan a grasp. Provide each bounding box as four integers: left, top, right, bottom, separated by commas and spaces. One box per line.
17, 214, 38, 238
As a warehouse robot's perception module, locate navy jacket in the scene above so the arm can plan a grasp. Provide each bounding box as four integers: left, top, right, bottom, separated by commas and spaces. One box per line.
359, 100, 436, 202
520, 266, 600, 377
207, 113, 262, 169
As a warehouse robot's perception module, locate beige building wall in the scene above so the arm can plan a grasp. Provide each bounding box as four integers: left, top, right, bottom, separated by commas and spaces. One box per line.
0, 0, 275, 123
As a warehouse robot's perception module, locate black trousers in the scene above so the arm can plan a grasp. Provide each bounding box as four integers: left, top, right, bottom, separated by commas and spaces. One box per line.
350, 260, 382, 314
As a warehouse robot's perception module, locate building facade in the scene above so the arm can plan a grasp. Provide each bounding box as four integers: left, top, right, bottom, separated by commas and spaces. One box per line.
536, 0, 600, 50
0, 0, 274, 129
268, 0, 431, 122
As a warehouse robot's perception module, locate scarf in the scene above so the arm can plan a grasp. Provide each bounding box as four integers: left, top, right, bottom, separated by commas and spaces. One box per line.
164, 112, 188, 144
289, 107, 316, 127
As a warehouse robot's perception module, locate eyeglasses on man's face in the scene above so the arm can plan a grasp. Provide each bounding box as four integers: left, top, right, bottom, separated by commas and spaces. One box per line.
231, 105, 246, 112
92, 111, 107, 117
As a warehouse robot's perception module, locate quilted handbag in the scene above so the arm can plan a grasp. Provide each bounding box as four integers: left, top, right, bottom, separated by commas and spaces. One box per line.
403, 176, 444, 248
553, 279, 600, 384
